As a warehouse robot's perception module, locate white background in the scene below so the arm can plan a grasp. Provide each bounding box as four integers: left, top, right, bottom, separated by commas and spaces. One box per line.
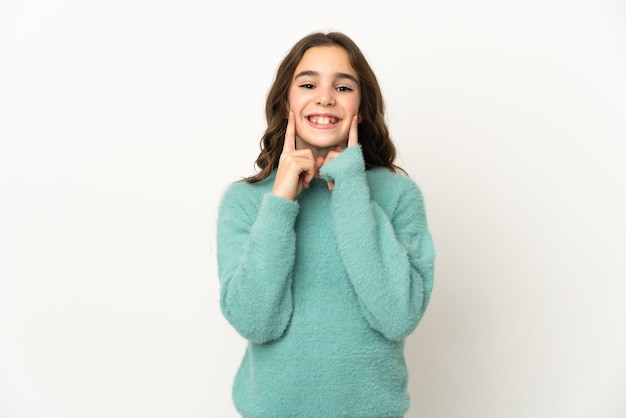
1, 0, 625, 417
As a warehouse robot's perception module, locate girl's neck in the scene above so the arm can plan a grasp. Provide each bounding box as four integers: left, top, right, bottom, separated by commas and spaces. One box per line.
295, 137, 348, 159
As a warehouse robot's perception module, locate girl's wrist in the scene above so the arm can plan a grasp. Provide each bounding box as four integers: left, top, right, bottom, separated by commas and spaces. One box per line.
319, 144, 365, 182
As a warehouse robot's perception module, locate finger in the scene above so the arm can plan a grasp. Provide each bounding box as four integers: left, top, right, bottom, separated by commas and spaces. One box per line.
315, 155, 325, 177
347, 115, 359, 148
272, 152, 315, 199
302, 172, 314, 189
296, 150, 317, 187
302, 161, 317, 188
283, 111, 296, 152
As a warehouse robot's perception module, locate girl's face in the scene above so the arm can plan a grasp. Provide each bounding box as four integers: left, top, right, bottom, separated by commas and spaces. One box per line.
287, 45, 361, 156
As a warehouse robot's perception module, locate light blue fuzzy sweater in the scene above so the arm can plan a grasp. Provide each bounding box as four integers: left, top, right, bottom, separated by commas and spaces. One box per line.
217, 145, 435, 417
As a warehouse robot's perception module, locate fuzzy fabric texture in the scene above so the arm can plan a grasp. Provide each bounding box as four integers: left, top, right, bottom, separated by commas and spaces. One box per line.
217, 145, 435, 417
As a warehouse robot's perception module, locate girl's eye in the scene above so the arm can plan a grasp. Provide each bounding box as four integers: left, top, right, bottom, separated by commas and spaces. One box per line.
337, 86, 353, 92
300, 83, 315, 89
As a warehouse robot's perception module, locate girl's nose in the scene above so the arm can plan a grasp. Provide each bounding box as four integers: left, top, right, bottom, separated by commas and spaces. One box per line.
315, 88, 335, 106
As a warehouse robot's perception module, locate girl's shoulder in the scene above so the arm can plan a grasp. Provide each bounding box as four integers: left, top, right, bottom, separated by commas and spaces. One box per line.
219, 171, 276, 207
366, 167, 423, 194
224, 171, 276, 193
366, 167, 428, 214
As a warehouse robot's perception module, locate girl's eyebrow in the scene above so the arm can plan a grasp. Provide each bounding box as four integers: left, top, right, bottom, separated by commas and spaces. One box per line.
294, 70, 358, 84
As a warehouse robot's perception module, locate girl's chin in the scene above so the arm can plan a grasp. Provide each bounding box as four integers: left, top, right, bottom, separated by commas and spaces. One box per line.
296, 135, 347, 150
297, 140, 345, 152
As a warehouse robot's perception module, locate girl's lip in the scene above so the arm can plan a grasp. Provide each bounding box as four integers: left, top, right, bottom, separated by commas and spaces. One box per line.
306, 113, 340, 119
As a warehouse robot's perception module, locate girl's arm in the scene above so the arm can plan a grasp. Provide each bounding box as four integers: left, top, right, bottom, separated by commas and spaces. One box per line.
320, 145, 435, 342
217, 188, 298, 344
217, 113, 310, 344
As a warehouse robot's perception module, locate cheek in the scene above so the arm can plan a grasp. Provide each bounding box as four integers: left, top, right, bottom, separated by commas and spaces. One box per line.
288, 92, 304, 111
286, 98, 298, 115
345, 96, 360, 115
286, 88, 295, 113
287, 85, 303, 102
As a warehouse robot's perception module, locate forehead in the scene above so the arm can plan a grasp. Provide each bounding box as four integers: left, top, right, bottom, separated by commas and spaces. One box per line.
294, 45, 357, 78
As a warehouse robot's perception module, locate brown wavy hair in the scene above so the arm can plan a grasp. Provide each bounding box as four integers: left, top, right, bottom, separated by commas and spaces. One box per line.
245, 31, 403, 183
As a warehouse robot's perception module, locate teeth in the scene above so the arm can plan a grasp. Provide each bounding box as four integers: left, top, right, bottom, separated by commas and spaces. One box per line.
310, 116, 337, 125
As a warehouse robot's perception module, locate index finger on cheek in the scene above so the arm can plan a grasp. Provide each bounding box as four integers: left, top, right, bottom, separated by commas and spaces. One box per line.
347, 115, 358, 148
283, 111, 296, 152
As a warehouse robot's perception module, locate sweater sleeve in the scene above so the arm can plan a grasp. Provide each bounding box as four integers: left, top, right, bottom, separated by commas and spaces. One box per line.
216, 185, 298, 344
320, 145, 435, 341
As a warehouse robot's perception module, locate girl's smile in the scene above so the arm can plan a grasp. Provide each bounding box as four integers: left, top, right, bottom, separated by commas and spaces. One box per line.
306, 113, 341, 127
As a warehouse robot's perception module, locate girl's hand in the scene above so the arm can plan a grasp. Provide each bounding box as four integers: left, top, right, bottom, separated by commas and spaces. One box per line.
318, 115, 359, 191
272, 111, 317, 200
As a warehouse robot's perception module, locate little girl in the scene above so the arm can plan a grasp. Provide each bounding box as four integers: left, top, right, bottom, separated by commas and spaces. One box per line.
217, 31, 435, 417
